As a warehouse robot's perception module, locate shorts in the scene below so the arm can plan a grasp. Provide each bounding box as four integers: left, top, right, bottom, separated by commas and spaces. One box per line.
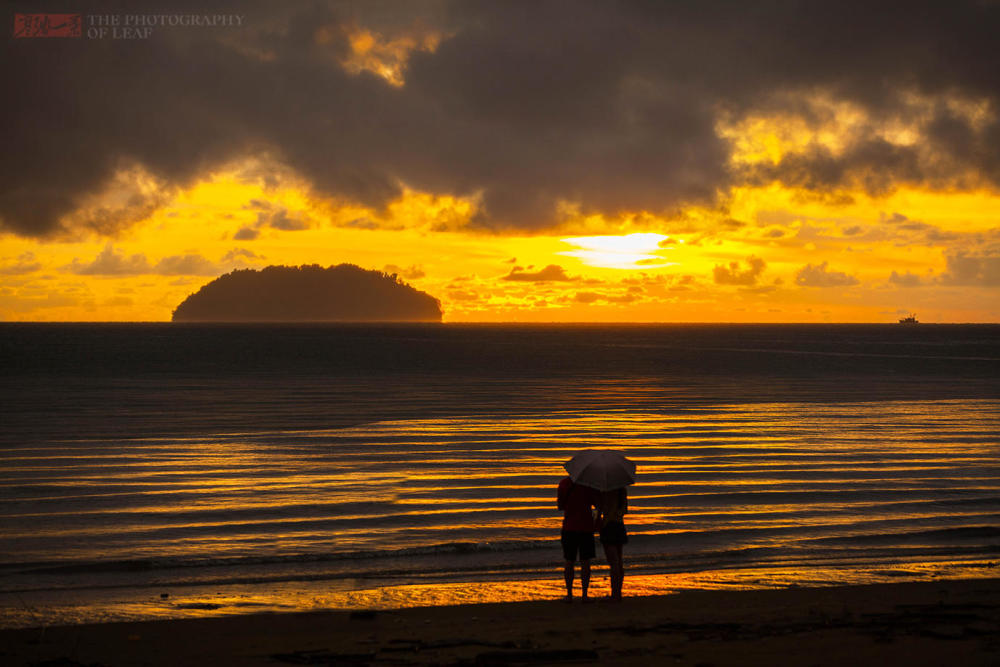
599, 520, 628, 545
560, 530, 596, 562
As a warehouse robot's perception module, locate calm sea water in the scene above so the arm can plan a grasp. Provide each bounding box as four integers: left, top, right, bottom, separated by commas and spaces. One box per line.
1, 324, 998, 627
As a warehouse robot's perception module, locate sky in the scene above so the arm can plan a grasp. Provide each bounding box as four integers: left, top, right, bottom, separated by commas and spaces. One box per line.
2, 0, 999, 323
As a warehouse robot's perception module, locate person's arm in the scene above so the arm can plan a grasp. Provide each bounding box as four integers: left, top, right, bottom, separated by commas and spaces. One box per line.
557, 479, 569, 511
621, 488, 628, 517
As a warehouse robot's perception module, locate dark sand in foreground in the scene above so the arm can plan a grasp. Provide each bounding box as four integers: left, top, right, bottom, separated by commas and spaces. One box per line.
3, 579, 998, 666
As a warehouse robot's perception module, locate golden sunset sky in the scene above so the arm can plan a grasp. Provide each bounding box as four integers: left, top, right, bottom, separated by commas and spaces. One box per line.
2, 1, 999, 322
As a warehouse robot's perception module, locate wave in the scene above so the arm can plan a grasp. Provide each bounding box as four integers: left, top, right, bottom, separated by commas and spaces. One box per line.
5, 540, 998, 599
5, 522, 998, 581
807, 525, 1000, 546
2, 539, 557, 578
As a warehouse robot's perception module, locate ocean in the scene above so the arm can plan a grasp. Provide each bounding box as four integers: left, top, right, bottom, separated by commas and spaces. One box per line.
1, 323, 998, 627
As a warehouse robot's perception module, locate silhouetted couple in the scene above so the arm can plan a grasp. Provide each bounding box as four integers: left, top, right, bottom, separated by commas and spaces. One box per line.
557, 477, 628, 602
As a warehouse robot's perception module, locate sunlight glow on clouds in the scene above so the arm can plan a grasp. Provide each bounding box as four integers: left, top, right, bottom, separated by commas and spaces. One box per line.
559, 233, 675, 270
2, 2, 1000, 323
316, 20, 444, 86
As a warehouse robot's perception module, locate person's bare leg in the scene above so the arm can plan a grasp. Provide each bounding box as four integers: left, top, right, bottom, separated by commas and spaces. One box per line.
580, 559, 591, 601
618, 545, 625, 598
563, 561, 574, 601
601, 541, 615, 599
610, 545, 624, 600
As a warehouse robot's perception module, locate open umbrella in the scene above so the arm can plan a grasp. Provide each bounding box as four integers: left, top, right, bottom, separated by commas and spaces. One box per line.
563, 449, 636, 491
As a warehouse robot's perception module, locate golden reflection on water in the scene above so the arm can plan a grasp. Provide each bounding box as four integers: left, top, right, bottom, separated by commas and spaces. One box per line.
8, 560, 998, 628
2, 399, 997, 627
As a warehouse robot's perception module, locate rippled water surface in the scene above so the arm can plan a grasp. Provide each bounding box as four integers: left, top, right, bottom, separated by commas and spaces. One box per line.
1, 324, 998, 626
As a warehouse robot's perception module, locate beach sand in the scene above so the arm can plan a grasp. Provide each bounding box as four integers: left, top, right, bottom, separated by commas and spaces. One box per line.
2, 578, 998, 666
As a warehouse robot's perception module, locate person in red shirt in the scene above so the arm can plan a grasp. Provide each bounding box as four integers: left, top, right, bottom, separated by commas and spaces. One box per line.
557, 476, 601, 602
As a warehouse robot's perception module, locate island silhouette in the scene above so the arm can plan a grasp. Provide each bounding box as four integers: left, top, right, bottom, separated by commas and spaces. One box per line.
171, 264, 442, 322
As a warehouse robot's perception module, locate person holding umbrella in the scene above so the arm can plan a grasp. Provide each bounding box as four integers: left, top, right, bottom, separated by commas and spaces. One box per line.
557, 471, 601, 602
562, 449, 636, 601
597, 485, 628, 601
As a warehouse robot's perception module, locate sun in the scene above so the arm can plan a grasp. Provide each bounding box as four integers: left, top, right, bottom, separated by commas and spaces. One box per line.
558, 233, 676, 270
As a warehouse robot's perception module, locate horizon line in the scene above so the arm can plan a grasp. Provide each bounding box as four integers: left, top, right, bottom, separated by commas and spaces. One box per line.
2, 320, 998, 326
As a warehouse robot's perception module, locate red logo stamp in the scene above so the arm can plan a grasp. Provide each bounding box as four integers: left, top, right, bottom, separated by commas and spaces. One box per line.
13, 14, 82, 38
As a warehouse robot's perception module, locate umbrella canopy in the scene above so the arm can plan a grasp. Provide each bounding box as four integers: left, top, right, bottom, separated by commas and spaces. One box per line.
563, 449, 636, 491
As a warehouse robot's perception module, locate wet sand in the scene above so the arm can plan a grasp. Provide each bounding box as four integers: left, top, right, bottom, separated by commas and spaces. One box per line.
2, 578, 998, 666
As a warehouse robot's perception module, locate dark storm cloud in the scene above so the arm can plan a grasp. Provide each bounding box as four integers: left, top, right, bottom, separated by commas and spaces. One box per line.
3, 1, 1000, 238
233, 227, 260, 240
713, 256, 766, 286
939, 252, 1000, 287
244, 200, 310, 231
888, 270, 924, 288
0, 252, 42, 274
66, 243, 242, 275
795, 262, 860, 287
503, 264, 574, 282
68, 245, 152, 275
154, 253, 222, 275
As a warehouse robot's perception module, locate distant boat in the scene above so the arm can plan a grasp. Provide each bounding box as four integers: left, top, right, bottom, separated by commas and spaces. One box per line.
898, 314, 919, 324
